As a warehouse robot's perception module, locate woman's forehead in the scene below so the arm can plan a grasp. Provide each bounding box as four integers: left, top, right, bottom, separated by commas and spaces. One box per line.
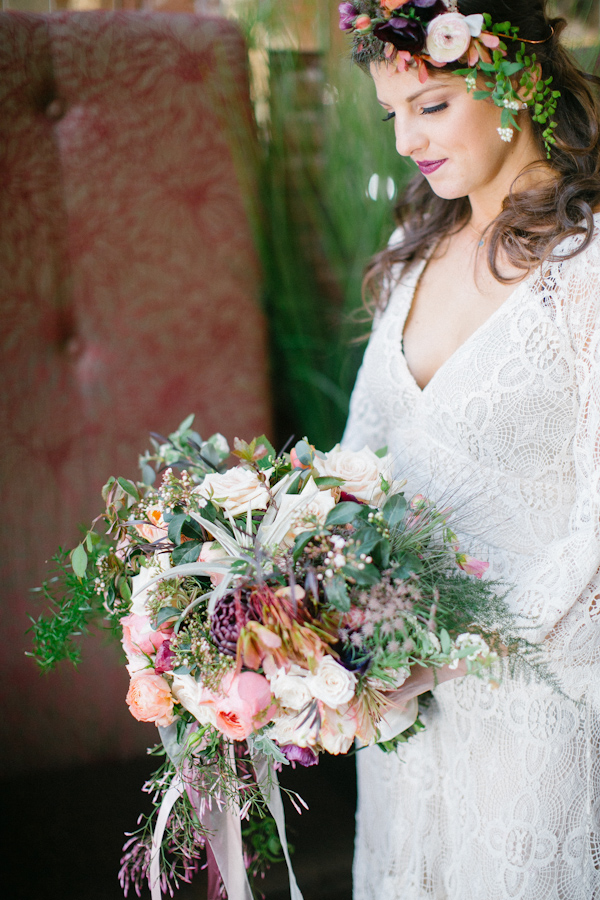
371, 64, 460, 102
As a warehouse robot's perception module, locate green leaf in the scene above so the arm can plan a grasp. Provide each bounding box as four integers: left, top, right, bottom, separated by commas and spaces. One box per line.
141, 464, 156, 486
117, 576, 132, 602
501, 61, 524, 76
85, 532, 93, 552
254, 435, 276, 470
293, 439, 313, 466
342, 563, 379, 587
472, 90, 491, 100
440, 628, 451, 656
292, 530, 317, 563
71, 543, 88, 578
352, 526, 382, 557
383, 493, 407, 528
117, 477, 140, 502
177, 413, 196, 434
172, 541, 202, 565
313, 476, 345, 488
168, 513, 189, 546
155, 606, 179, 626
324, 574, 350, 612
374, 445, 388, 458
325, 501, 364, 526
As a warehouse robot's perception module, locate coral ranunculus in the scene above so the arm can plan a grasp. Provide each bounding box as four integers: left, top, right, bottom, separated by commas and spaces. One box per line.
126, 672, 176, 726
213, 670, 275, 740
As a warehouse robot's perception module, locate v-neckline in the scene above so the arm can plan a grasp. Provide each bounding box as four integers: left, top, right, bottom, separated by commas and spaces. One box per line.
398, 256, 535, 395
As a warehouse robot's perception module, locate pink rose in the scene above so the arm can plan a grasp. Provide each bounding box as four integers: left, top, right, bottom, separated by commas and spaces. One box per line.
126, 671, 176, 726
214, 670, 275, 741
198, 541, 229, 586
122, 613, 168, 659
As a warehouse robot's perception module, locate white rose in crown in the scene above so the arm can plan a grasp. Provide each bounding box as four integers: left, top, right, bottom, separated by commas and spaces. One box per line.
306, 656, 356, 707
426, 12, 482, 63
193, 466, 270, 517
269, 664, 313, 711
314, 444, 397, 507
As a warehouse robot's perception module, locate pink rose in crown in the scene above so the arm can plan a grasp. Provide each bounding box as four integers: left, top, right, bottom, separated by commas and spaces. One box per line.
214, 670, 275, 741
126, 671, 176, 726
121, 613, 169, 659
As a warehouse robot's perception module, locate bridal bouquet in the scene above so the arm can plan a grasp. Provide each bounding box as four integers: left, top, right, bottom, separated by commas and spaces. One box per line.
30, 416, 525, 900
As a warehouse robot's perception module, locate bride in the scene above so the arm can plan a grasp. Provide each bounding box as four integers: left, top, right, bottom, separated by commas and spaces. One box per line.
339, 1, 600, 897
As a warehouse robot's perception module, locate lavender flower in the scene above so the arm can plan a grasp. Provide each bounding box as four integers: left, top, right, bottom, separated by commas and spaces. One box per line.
339, 2, 359, 31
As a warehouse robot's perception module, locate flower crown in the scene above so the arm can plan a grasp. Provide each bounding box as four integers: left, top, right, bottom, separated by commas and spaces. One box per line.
339, 0, 559, 157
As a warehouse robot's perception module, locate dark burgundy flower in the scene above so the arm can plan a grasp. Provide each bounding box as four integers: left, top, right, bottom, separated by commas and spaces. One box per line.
339, 2, 359, 31
373, 16, 427, 54
280, 744, 319, 767
411, 0, 447, 18
210, 590, 258, 656
154, 639, 174, 675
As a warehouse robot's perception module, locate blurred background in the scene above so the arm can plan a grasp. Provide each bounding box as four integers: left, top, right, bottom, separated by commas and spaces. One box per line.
0, 1, 598, 898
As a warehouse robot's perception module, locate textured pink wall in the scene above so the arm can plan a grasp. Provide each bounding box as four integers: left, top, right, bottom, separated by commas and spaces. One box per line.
0, 10, 272, 771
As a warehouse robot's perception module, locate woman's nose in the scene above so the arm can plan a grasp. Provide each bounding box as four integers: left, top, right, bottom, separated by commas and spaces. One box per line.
394, 117, 426, 159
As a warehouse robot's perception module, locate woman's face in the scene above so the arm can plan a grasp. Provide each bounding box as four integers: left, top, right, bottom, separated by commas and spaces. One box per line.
371, 63, 541, 207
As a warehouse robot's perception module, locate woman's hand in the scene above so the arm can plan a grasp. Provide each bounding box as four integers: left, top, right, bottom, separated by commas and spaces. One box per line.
383, 659, 468, 709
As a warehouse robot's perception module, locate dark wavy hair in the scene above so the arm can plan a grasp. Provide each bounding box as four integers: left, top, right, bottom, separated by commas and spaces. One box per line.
364, 0, 600, 309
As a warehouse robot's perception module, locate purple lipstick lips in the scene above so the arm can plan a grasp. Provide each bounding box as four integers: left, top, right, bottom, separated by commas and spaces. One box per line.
416, 159, 447, 175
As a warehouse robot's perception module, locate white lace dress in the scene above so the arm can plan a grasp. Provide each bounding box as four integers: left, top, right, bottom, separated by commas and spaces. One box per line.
343, 225, 600, 900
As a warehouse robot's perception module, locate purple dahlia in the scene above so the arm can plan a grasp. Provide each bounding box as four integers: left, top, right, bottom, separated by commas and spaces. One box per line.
210, 590, 258, 657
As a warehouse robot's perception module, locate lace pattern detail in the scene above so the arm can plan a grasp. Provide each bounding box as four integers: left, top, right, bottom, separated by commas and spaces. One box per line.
345, 224, 600, 899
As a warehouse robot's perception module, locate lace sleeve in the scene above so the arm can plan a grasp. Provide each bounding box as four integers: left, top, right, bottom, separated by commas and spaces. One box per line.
342, 227, 405, 452
512, 241, 600, 704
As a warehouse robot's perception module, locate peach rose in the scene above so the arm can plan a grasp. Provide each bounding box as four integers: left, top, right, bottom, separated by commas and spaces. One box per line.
134, 506, 168, 543
126, 671, 176, 726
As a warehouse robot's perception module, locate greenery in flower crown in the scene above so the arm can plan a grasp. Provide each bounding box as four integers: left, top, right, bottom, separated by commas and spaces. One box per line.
339, 2, 559, 157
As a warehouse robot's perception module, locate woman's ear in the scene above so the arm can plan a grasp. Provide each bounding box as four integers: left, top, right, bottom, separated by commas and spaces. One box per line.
516, 62, 542, 106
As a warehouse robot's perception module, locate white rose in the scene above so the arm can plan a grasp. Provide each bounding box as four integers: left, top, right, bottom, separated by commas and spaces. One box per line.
194, 467, 270, 517
426, 12, 472, 63
259, 477, 336, 550
306, 656, 356, 707
267, 710, 319, 748
130, 553, 172, 616
269, 665, 313, 711
171, 673, 217, 727
313, 444, 396, 508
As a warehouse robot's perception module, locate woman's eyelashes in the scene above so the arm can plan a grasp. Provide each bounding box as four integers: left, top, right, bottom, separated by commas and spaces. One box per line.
421, 102, 448, 115
382, 101, 448, 122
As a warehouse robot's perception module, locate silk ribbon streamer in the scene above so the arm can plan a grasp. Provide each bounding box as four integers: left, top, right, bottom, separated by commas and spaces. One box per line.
149, 776, 185, 900
252, 752, 305, 900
